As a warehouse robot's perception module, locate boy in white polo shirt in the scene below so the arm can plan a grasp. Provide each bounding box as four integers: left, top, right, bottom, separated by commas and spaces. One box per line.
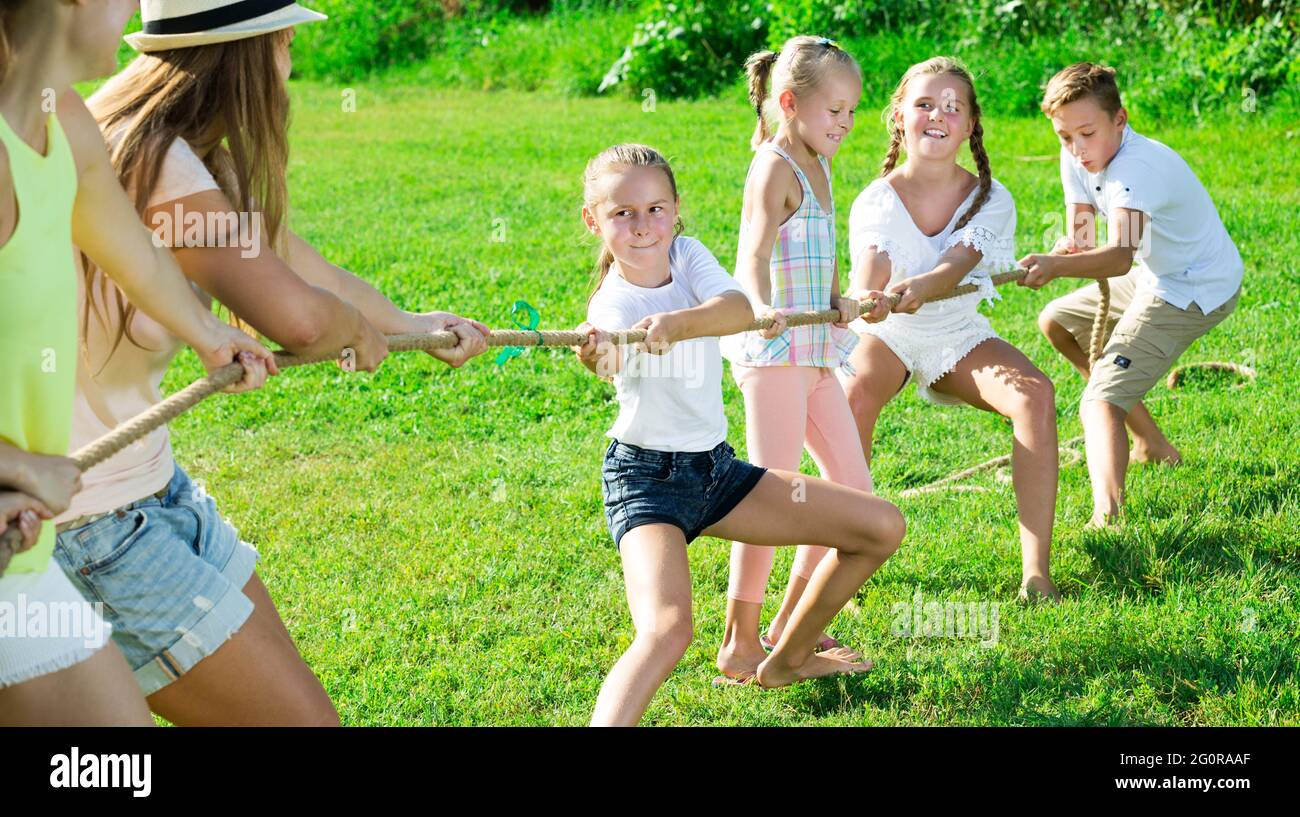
1018, 63, 1242, 527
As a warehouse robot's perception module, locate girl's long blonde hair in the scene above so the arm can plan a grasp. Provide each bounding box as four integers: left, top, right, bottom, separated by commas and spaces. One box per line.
583, 144, 683, 305
84, 30, 291, 361
0, 0, 34, 85
880, 56, 992, 232
745, 36, 861, 150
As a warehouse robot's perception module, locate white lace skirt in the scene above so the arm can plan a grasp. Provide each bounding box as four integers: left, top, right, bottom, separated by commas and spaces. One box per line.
848, 292, 1000, 406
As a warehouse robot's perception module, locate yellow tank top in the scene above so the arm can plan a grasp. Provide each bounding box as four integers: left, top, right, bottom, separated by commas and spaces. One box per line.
0, 110, 80, 574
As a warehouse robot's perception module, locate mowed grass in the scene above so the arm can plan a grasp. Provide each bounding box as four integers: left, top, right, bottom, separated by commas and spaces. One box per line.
158, 81, 1300, 725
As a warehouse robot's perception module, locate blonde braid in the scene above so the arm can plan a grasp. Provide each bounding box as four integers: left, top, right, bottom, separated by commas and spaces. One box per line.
880, 127, 903, 177
952, 120, 992, 232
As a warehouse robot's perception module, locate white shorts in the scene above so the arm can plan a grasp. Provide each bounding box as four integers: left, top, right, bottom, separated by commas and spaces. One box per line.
0, 560, 114, 689
851, 293, 1000, 407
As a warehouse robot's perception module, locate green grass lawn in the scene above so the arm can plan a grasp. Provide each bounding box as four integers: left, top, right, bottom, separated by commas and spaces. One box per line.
159, 80, 1300, 725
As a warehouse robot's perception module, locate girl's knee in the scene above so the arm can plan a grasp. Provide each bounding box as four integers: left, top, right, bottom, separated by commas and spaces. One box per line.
849, 498, 905, 558
845, 378, 885, 422
636, 611, 693, 657
1006, 373, 1056, 424
1026, 373, 1056, 414
878, 504, 906, 553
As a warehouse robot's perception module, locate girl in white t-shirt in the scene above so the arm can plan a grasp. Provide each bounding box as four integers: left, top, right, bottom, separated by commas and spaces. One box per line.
839, 57, 1061, 602
573, 144, 904, 725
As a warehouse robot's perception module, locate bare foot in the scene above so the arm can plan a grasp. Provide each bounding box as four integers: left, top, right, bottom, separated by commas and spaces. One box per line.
766, 622, 862, 661
756, 651, 872, 689
1018, 575, 1062, 604
716, 640, 769, 681
1086, 507, 1120, 529
1132, 440, 1181, 465
817, 645, 864, 662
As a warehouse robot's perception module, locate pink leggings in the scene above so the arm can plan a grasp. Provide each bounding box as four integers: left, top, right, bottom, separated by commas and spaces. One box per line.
727, 365, 872, 604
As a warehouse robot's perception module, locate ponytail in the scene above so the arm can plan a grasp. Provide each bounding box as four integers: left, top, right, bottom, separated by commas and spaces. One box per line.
589, 245, 616, 307
746, 50, 778, 149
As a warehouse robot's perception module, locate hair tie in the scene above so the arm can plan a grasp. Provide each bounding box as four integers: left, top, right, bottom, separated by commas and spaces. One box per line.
754, 102, 763, 117
817, 37, 839, 49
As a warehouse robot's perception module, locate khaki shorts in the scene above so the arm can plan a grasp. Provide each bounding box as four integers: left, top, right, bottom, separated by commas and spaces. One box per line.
1040, 271, 1239, 413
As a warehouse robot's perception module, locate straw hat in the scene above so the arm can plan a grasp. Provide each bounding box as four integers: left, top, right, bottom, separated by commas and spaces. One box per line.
124, 0, 327, 52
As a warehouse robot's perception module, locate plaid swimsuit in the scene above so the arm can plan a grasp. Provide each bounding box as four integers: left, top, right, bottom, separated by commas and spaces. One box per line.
722, 141, 858, 371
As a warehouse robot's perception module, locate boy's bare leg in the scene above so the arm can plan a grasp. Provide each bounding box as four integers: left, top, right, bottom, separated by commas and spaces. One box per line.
1039, 315, 1180, 464
1083, 399, 1129, 527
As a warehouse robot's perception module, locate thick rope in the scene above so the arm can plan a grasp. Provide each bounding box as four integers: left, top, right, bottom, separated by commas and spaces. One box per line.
1166, 361, 1256, 389
70, 269, 1028, 473
0, 271, 1025, 572
1089, 278, 1111, 367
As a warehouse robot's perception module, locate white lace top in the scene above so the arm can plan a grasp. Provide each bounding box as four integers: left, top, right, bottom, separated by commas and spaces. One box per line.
845, 177, 1020, 405
848, 177, 1019, 319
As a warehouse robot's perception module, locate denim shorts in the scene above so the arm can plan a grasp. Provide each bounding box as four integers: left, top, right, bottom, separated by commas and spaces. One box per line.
53, 464, 259, 695
601, 439, 767, 548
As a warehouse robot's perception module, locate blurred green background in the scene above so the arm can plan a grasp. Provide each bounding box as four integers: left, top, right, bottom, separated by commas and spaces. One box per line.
115, 1, 1300, 118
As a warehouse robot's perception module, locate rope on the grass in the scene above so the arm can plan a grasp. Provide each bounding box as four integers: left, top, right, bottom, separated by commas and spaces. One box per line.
900, 436, 1085, 498
0, 269, 1027, 573
1166, 361, 1256, 389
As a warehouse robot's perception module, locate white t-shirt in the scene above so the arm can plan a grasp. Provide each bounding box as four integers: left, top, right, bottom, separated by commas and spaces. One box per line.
1060, 125, 1242, 312
586, 236, 746, 453
58, 135, 220, 523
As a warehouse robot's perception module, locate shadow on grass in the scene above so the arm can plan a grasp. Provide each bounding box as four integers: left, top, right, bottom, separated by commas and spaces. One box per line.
769, 627, 1298, 725
1076, 517, 1299, 596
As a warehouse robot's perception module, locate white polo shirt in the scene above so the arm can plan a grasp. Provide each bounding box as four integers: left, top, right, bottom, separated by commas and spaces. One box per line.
1061, 125, 1242, 312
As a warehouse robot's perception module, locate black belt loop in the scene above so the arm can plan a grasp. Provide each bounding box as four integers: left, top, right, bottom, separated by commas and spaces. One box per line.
143, 0, 296, 35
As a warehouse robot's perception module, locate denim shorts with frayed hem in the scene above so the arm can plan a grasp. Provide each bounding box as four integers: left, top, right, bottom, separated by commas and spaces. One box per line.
602, 439, 767, 548
53, 463, 259, 695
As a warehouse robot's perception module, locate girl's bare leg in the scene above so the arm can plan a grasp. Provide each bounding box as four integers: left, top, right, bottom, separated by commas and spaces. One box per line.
591, 524, 694, 726
839, 333, 911, 464
0, 642, 154, 726
145, 572, 340, 726
704, 471, 905, 688
931, 339, 1060, 599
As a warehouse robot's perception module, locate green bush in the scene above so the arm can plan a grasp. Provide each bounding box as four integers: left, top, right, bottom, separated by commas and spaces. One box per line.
285, 0, 1298, 121
418, 6, 641, 94
293, 0, 634, 79
593, 0, 1298, 118
595, 1, 769, 98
